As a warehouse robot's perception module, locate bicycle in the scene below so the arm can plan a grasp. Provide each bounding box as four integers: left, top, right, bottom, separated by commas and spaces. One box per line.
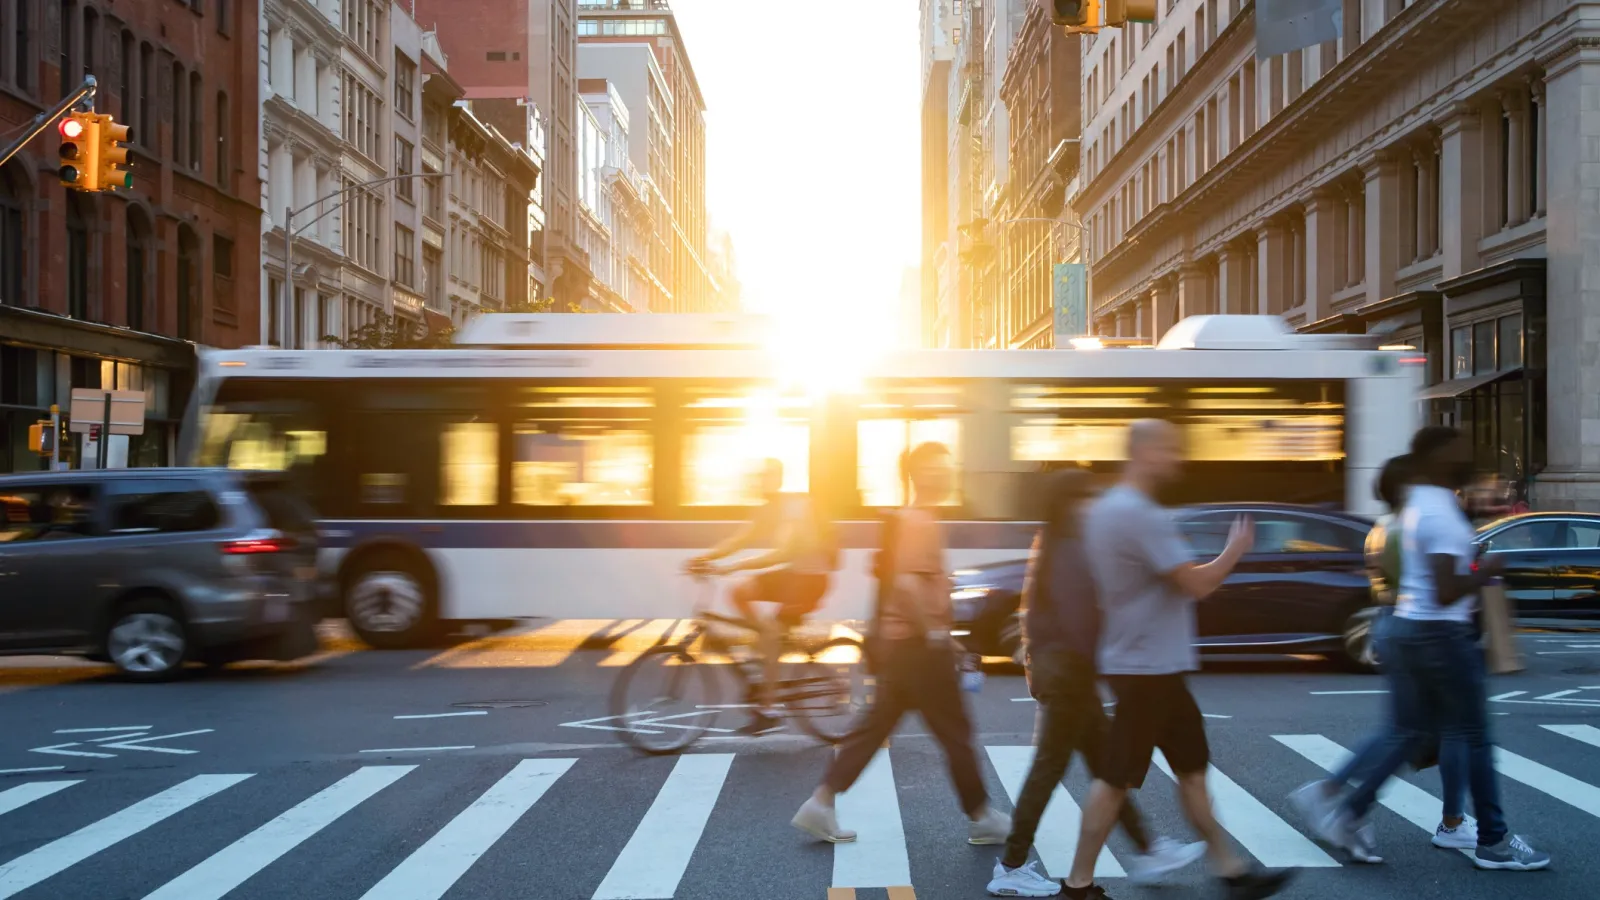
607, 575, 871, 755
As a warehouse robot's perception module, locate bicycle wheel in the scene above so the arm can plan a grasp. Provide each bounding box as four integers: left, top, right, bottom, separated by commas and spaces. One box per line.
609, 644, 724, 755
791, 637, 870, 744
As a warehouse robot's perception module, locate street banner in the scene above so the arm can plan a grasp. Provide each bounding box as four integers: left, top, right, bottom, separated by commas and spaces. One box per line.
1256, 0, 1342, 59
1053, 263, 1087, 346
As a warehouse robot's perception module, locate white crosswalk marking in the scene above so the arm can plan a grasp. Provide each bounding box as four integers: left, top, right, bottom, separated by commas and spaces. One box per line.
142, 766, 415, 900
1542, 723, 1600, 750
1493, 747, 1600, 818
0, 782, 79, 819
832, 749, 910, 889
357, 758, 576, 900
0, 773, 249, 900
1152, 752, 1338, 868
984, 745, 1124, 879
593, 753, 734, 900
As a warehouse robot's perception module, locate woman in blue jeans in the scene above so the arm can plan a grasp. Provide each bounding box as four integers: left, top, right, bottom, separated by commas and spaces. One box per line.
1291, 454, 1470, 858
1302, 427, 1549, 871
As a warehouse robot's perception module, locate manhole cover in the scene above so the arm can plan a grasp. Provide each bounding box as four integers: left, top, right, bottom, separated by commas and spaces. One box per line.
452, 700, 548, 709
1561, 666, 1600, 676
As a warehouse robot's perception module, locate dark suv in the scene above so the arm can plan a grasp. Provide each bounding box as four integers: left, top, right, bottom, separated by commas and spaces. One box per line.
0, 468, 320, 681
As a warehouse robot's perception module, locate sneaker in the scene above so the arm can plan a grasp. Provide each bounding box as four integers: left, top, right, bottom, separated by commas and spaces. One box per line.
968, 805, 1013, 845
791, 798, 856, 843
1473, 834, 1551, 871
1057, 885, 1113, 900
1343, 817, 1383, 864
1220, 866, 1297, 900
738, 712, 783, 736
1125, 836, 1207, 885
986, 860, 1061, 897
1432, 818, 1478, 849
1288, 781, 1342, 845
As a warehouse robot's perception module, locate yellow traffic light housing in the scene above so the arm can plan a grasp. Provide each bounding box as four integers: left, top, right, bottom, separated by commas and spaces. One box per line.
95, 115, 132, 191
1105, 0, 1157, 26
1043, 0, 1101, 31
58, 113, 100, 192
28, 421, 55, 456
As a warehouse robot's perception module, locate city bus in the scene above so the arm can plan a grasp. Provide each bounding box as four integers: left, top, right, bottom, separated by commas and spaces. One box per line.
179, 314, 1422, 648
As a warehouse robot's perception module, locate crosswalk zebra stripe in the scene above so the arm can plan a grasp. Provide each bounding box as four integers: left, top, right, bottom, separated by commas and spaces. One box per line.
357, 758, 576, 900
1152, 752, 1338, 869
592, 753, 734, 900
0, 773, 250, 900
142, 766, 416, 900
1542, 723, 1600, 750
832, 749, 911, 889
0, 782, 79, 819
1492, 747, 1600, 819
983, 745, 1124, 879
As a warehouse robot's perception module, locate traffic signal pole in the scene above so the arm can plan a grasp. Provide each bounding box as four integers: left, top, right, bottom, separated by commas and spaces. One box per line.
0, 75, 97, 169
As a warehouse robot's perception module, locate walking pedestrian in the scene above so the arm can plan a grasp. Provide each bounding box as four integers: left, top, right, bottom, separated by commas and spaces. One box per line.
792, 442, 1011, 846
1304, 426, 1550, 871
986, 469, 1205, 898
1056, 419, 1295, 900
1291, 454, 1472, 858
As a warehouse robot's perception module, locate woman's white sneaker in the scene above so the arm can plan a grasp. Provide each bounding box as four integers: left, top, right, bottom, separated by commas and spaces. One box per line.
791, 798, 856, 843
968, 806, 1013, 845
1126, 836, 1208, 885
1432, 818, 1478, 849
986, 860, 1061, 897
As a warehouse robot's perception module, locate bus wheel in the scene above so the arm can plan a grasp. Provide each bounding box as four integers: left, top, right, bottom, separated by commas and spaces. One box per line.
344, 552, 438, 649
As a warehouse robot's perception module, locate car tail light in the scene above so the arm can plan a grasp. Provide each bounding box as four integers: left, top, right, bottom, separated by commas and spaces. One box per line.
222, 531, 295, 555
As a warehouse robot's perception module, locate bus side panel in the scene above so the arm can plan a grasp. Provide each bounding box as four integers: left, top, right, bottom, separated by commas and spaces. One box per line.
1346, 366, 1423, 515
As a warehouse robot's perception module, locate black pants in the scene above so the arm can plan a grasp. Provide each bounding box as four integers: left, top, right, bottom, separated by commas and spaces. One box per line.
1002, 650, 1151, 868
823, 638, 988, 816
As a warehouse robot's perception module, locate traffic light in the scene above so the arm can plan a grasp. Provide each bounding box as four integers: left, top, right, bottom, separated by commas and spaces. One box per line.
1040, 0, 1101, 30
1104, 0, 1157, 26
95, 115, 132, 191
28, 421, 55, 456
57, 112, 100, 192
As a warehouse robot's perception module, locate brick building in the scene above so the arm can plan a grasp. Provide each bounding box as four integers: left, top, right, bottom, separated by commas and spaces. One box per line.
0, 0, 261, 470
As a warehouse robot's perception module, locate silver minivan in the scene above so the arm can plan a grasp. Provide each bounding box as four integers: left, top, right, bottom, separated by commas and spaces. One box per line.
0, 468, 320, 681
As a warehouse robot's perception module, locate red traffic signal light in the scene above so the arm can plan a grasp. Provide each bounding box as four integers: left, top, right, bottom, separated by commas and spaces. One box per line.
60, 118, 85, 140
58, 113, 100, 191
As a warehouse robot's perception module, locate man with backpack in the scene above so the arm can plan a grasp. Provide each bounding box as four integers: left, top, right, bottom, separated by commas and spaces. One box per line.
688, 458, 838, 735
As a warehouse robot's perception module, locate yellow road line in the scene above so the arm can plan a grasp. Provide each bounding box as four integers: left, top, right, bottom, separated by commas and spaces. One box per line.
826, 888, 916, 899
887, 888, 917, 900
827, 889, 855, 900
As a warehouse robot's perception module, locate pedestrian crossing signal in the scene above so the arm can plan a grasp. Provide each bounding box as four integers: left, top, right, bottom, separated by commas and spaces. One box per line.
28, 421, 55, 455
96, 116, 133, 191
58, 113, 100, 192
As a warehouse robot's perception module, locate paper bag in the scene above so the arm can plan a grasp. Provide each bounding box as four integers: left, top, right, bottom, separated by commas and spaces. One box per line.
1481, 581, 1523, 674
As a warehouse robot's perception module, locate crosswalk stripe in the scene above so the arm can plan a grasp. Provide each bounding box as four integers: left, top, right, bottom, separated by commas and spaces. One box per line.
357, 758, 576, 900
0, 782, 79, 819
832, 749, 910, 889
593, 753, 734, 900
142, 766, 415, 900
1152, 752, 1337, 868
1493, 747, 1600, 818
1542, 723, 1600, 750
0, 773, 250, 900
1272, 734, 1464, 855
983, 745, 1124, 879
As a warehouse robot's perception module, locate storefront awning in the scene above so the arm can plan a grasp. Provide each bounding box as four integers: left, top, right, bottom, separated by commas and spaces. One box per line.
1419, 366, 1523, 401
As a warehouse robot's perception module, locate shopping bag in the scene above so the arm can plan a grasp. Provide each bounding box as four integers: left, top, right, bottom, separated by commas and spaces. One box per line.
1480, 580, 1523, 674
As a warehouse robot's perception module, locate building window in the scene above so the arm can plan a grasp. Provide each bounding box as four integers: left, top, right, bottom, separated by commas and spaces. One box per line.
65, 193, 89, 320
1472, 321, 1496, 376
58, 0, 75, 98
126, 207, 151, 330
6, 1, 32, 92
423, 161, 442, 220
267, 277, 281, 346
216, 0, 231, 35
343, 75, 383, 163
394, 52, 415, 120
1451, 326, 1470, 379
213, 234, 234, 280
394, 224, 415, 288
423, 244, 442, 308
483, 244, 504, 301
82, 7, 98, 91
346, 181, 384, 273
344, 0, 384, 59
139, 43, 154, 146
395, 137, 414, 202
177, 226, 200, 340
215, 91, 230, 187
0, 166, 25, 307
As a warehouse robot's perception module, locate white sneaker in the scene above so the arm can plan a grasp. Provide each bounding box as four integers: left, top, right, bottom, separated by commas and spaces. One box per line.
1126, 836, 1208, 885
986, 860, 1061, 897
791, 798, 856, 843
1339, 815, 1383, 864
1432, 818, 1478, 849
1289, 781, 1343, 846
969, 805, 1013, 845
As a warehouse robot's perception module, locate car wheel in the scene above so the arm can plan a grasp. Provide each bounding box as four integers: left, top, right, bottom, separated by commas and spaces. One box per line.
345, 552, 438, 649
106, 597, 189, 682
1341, 606, 1382, 673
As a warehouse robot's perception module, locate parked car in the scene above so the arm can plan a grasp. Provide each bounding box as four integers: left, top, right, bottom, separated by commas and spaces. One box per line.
0, 469, 320, 681
1477, 512, 1600, 619
951, 502, 1380, 670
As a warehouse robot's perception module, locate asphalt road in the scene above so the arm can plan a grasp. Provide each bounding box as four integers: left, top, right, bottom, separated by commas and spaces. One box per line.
0, 621, 1597, 900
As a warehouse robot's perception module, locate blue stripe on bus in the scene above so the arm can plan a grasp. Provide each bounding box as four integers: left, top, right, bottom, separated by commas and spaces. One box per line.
315, 519, 1040, 552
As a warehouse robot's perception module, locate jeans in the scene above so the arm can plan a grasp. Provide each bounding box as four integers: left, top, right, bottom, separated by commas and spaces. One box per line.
1002, 650, 1151, 869
1341, 616, 1506, 846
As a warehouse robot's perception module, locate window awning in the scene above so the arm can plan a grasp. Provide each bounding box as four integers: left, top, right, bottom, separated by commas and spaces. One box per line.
1419, 366, 1523, 400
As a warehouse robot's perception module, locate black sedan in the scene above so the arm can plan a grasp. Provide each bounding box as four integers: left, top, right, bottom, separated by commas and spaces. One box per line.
1478, 512, 1600, 619
951, 503, 1381, 670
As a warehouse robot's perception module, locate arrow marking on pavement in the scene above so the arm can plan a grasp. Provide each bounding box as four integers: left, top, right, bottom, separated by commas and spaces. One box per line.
98, 729, 213, 754
28, 744, 116, 759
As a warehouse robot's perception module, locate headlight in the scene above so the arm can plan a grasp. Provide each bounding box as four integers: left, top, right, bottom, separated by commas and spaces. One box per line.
951, 588, 992, 601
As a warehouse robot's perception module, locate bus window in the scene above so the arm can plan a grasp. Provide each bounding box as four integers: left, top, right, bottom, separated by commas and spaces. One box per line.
441, 422, 498, 506
1009, 385, 1165, 463
1181, 385, 1344, 461
856, 384, 964, 508
682, 386, 810, 505
512, 386, 652, 507
197, 381, 329, 507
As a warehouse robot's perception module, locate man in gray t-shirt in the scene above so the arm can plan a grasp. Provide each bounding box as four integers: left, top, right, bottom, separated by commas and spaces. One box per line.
1056, 420, 1296, 900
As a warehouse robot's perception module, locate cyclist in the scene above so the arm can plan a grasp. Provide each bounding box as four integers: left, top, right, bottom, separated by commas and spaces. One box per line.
686, 458, 836, 735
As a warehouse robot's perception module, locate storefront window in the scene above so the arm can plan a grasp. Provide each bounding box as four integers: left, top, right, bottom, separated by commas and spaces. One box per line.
1498, 314, 1523, 370
1473, 322, 1496, 376
682, 386, 810, 506
1451, 327, 1470, 378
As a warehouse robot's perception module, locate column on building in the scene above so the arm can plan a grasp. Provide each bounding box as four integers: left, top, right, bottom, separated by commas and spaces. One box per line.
1437, 102, 1485, 280
1178, 262, 1211, 318
1501, 87, 1529, 228
1154, 277, 1179, 339
1255, 219, 1286, 315
1530, 74, 1547, 218
1217, 244, 1247, 314
1302, 187, 1339, 322
1363, 150, 1400, 304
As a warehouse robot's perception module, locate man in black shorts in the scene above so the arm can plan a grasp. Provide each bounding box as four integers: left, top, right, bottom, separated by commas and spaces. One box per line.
1058, 420, 1294, 900
688, 458, 833, 735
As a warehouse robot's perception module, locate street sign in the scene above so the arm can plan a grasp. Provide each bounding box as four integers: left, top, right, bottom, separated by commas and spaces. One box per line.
68, 388, 146, 435
1256, 0, 1342, 59
1053, 263, 1088, 346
